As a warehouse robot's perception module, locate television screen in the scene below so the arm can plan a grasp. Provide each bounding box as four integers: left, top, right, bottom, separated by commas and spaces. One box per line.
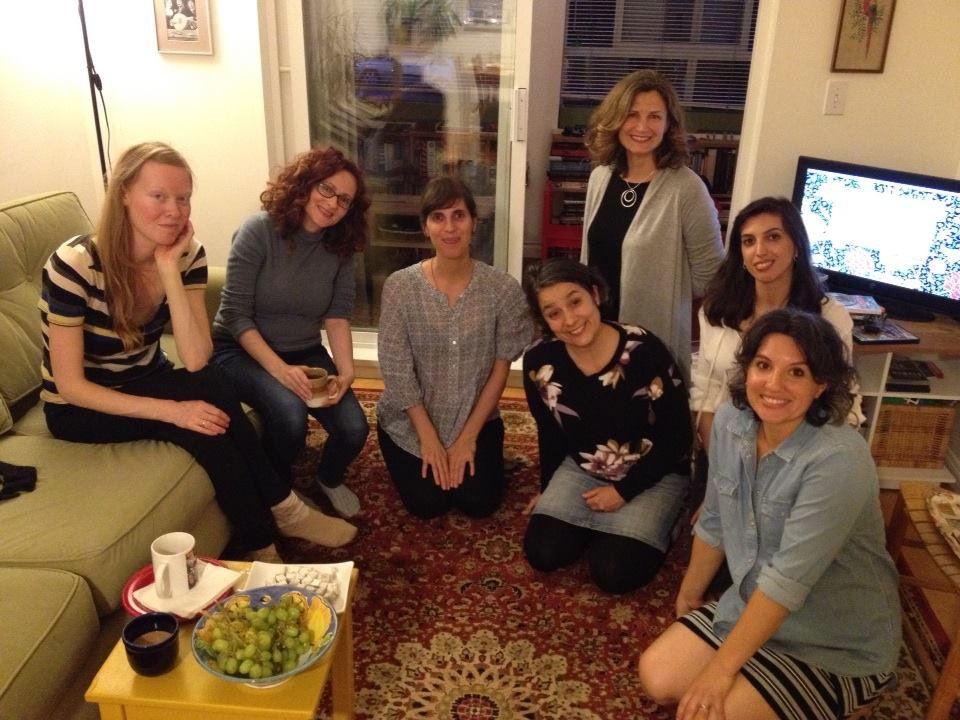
792, 156, 960, 319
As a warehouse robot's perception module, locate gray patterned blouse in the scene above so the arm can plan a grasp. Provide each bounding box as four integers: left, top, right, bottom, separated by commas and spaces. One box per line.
376, 260, 534, 457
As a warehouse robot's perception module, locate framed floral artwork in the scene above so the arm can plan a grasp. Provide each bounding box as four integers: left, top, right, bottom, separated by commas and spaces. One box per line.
154, 0, 213, 55
831, 0, 896, 73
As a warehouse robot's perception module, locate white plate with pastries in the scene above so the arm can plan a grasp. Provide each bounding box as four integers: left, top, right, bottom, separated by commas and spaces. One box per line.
244, 561, 353, 614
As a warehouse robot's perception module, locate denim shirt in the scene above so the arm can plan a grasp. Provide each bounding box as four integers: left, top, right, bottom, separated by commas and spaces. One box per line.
695, 403, 901, 676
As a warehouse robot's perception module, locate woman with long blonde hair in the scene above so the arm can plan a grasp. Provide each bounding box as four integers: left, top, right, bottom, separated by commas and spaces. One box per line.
41, 142, 356, 560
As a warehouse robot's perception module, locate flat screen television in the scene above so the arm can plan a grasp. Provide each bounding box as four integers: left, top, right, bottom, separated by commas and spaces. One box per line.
792, 156, 960, 320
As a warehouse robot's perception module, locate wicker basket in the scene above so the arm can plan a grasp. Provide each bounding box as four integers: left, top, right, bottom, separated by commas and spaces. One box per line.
870, 400, 957, 469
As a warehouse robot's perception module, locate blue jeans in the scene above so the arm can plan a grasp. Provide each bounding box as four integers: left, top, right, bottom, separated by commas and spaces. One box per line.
212, 342, 369, 488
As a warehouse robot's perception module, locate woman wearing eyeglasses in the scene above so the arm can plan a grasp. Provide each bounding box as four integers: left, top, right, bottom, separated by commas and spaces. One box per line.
212, 146, 371, 530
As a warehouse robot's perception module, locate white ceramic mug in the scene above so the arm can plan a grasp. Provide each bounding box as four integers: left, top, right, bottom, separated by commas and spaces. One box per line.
150, 532, 199, 599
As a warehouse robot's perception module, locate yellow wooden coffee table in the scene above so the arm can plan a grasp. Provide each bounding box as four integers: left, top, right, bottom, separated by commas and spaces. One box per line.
86, 562, 357, 720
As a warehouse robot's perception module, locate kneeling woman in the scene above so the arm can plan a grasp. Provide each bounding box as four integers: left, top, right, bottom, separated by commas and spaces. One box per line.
521, 259, 691, 594
638, 309, 900, 720
41, 142, 355, 560
377, 177, 533, 518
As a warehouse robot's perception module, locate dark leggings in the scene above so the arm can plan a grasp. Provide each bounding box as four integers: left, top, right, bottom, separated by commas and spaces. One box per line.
44, 365, 287, 551
377, 418, 506, 519
524, 513, 665, 594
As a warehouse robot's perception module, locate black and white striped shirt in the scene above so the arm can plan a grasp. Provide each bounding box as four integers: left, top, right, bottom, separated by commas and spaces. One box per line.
39, 234, 207, 403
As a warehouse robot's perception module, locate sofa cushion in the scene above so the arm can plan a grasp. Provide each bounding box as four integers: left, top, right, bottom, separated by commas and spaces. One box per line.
0, 566, 98, 720
0, 192, 93, 414
0, 433, 228, 615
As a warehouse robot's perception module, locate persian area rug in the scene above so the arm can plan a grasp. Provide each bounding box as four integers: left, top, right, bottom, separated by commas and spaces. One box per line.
284, 389, 939, 719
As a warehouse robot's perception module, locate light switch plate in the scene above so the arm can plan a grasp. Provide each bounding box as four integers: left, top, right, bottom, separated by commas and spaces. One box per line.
824, 80, 848, 115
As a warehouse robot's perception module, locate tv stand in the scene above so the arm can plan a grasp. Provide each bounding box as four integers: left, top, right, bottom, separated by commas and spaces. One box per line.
878, 296, 936, 322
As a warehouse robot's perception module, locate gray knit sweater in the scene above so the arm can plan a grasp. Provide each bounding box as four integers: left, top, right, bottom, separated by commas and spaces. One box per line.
580, 164, 723, 379
213, 211, 356, 352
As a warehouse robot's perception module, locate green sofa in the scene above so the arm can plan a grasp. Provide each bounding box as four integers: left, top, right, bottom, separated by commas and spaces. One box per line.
0, 192, 233, 719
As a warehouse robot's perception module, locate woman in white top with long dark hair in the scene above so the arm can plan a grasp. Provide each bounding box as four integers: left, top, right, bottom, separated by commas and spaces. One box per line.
690, 196, 862, 451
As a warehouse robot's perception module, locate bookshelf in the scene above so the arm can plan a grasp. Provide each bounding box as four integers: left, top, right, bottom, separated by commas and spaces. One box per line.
853, 315, 960, 489
542, 134, 590, 260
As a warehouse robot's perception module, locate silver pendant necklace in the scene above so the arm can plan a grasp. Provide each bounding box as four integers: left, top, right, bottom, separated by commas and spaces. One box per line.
619, 169, 656, 208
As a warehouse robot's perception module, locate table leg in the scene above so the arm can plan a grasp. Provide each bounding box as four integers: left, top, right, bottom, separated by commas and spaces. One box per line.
886, 490, 908, 559
96, 704, 126, 720
927, 634, 960, 720
330, 602, 355, 720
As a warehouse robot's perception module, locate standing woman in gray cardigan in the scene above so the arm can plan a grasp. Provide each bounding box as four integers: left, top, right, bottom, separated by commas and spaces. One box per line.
581, 70, 723, 380
211, 147, 370, 537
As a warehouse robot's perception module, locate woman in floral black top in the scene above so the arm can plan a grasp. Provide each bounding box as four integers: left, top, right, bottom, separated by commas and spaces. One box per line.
521, 259, 691, 593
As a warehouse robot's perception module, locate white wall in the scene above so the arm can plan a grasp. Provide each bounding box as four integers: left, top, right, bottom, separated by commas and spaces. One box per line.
733, 0, 960, 221
0, 0, 271, 265
0, 2, 103, 219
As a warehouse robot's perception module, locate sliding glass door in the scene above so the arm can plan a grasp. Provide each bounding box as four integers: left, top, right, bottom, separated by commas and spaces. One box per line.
269, 0, 529, 330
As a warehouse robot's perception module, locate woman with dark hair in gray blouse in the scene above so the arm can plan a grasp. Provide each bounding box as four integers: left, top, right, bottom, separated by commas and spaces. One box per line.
377, 177, 534, 518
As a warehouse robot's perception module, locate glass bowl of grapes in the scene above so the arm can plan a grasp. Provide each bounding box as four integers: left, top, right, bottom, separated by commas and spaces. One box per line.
191, 584, 338, 687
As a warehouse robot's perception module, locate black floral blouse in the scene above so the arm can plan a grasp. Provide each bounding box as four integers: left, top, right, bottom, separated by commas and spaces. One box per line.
522, 322, 692, 501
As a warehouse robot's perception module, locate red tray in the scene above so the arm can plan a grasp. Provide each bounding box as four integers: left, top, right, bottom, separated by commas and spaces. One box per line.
121, 557, 233, 620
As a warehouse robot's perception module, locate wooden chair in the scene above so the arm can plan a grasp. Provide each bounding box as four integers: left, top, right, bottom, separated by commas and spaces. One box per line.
886, 481, 960, 720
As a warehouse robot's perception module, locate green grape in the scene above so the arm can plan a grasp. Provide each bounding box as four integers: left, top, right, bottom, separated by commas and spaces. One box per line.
196, 591, 320, 682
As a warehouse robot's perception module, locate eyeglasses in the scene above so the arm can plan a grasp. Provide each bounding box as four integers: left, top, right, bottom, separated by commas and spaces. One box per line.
315, 181, 353, 210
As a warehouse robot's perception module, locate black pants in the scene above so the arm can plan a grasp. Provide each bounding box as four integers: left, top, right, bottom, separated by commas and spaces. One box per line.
524, 513, 665, 595
44, 365, 286, 551
377, 418, 506, 519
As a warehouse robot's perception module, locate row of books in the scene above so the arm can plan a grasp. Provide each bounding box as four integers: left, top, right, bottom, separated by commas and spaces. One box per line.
688, 147, 737, 194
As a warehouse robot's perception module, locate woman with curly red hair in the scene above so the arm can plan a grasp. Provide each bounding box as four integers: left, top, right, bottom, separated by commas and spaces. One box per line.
212, 146, 371, 532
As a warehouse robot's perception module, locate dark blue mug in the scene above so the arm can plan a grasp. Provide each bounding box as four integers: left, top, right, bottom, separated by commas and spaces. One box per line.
122, 611, 179, 676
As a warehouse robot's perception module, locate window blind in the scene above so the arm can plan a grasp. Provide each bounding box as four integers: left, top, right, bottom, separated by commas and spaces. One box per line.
563, 0, 759, 109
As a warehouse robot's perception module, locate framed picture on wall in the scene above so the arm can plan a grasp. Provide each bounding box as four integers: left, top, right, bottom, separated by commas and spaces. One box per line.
831, 0, 895, 72
153, 0, 213, 55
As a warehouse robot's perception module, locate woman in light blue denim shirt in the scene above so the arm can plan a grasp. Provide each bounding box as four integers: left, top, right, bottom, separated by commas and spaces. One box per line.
639, 309, 900, 720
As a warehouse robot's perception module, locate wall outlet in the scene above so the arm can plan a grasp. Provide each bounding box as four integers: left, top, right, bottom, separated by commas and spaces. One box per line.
823, 79, 848, 115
